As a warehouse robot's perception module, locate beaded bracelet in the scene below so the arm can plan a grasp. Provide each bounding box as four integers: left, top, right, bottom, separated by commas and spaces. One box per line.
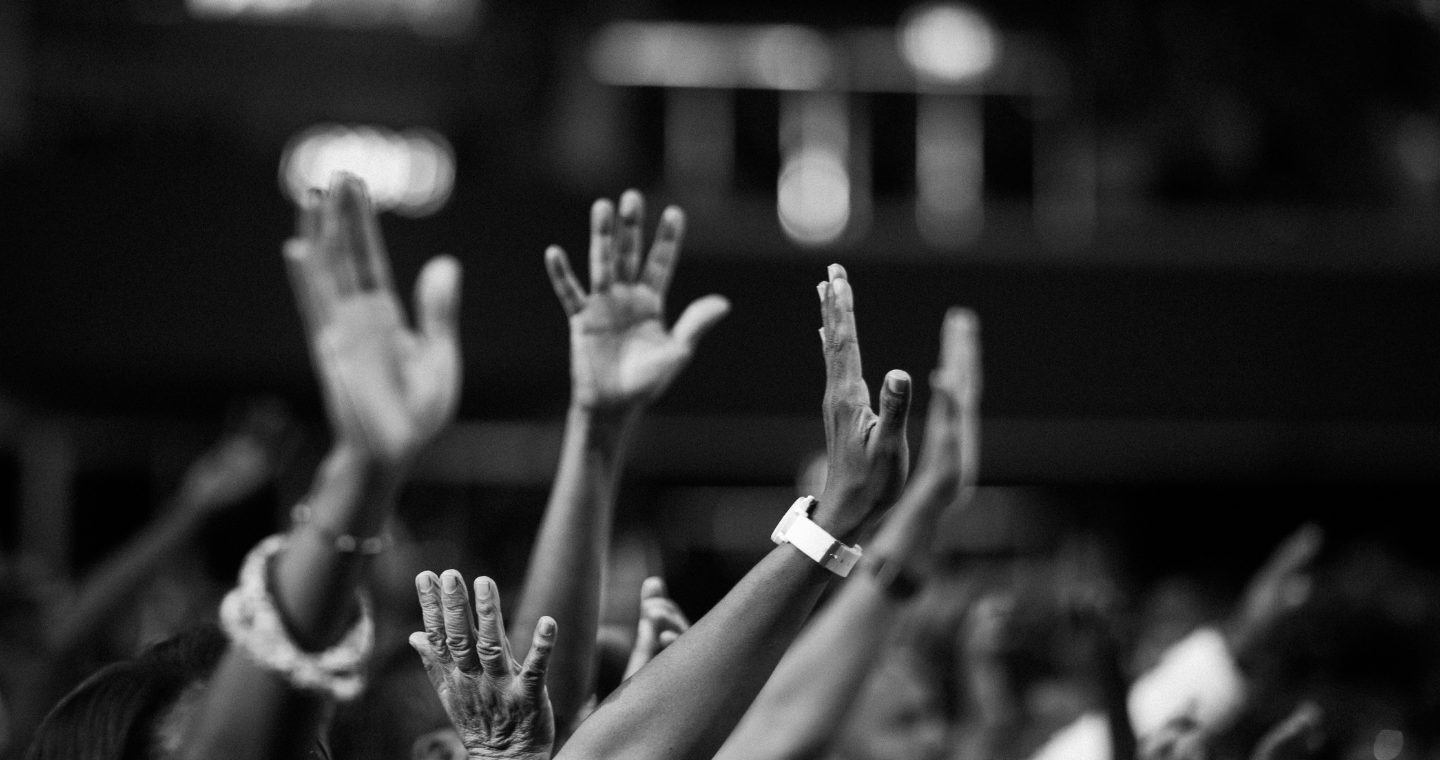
290, 503, 390, 555
219, 534, 374, 701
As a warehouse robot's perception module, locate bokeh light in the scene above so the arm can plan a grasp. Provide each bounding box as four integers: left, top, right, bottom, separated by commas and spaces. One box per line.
777, 149, 851, 246
899, 3, 1000, 84
279, 125, 455, 217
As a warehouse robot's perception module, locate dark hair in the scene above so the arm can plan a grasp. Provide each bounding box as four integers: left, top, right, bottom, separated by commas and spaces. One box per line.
25, 623, 228, 760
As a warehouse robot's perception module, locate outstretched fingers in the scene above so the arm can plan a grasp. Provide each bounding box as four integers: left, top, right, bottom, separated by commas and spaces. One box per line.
416, 255, 462, 349
820, 264, 866, 404
440, 570, 481, 673
545, 246, 586, 317
473, 576, 515, 682
518, 616, 557, 706
589, 199, 618, 292
316, 174, 376, 297
875, 370, 913, 443
416, 571, 453, 665
617, 190, 645, 283
671, 294, 731, 351
640, 206, 686, 296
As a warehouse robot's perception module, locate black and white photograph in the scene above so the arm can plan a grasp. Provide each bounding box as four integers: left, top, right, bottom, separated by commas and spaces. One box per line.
2, 0, 1440, 758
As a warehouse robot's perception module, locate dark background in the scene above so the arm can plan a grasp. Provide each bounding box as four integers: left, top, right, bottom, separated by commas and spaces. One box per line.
1, 0, 1439, 593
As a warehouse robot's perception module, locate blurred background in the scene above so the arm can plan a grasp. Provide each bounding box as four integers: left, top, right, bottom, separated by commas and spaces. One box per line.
2, 0, 1440, 753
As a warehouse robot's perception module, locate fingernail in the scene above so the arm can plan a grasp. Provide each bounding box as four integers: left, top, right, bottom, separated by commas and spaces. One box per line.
417, 574, 433, 592
475, 577, 493, 600
441, 573, 458, 593
827, 263, 844, 280
539, 618, 555, 636
887, 373, 909, 393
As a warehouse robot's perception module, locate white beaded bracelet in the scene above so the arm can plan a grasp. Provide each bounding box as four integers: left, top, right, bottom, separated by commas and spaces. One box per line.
219, 534, 374, 702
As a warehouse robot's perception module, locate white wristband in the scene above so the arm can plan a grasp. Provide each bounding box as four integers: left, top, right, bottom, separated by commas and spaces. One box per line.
771, 496, 862, 577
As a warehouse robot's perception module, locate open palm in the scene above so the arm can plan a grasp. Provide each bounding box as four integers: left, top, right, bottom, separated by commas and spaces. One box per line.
284, 175, 461, 466
545, 191, 729, 412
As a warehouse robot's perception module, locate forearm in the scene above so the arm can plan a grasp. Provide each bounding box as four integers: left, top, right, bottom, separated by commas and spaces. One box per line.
273, 444, 397, 649
178, 444, 395, 760
47, 498, 203, 654
178, 653, 331, 760
714, 480, 947, 760
715, 579, 895, 760
557, 545, 832, 760
513, 404, 633, 732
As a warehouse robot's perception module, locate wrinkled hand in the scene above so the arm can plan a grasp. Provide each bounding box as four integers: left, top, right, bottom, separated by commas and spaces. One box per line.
412, 570, 556, 760
284, 174, 461, 467
814, 264, 911, 539
1233, 524, 1323, 648
624, 577, 691, 679
545, 190, 730, 413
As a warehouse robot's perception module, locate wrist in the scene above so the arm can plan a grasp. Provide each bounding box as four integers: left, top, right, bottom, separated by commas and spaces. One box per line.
307, 444, 401, 537
812, 487, 868, 541
568, 399, 641, 429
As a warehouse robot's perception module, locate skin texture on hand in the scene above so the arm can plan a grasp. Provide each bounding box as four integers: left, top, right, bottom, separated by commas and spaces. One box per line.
284, 174, 461, 469
544, 190, 729, 413
412, 570, 557, 760
814, 264, 911, 540
624, 577, 691, 679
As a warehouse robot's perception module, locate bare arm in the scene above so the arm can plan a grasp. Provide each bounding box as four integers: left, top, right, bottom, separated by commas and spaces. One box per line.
47, 405, 286, 655
177, 175, 461, 760
715, 308, 980, 760
511, 190, 729, 737
556, 264, 912, 760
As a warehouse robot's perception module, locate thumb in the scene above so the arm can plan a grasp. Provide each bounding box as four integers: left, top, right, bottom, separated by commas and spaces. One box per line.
875, 370, 912, 443
416, 255, 462, 345
671, 294, 730, 350
640, 576, 667, 602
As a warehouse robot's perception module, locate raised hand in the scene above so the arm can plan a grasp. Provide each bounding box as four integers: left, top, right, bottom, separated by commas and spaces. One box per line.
180, 399, 292, 511
914, 308, 980, 499
544, 190, 730, 413
284, 174, 461, 467
412, 570, 557, 760
624, 576, 691, 679
814, 264, 912, 539
1249, 702, 1322, 760
1232, 523, 1323, 651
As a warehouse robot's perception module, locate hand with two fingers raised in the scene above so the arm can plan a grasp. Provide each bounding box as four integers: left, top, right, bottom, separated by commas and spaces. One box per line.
412, 570, 557, 760
813, 264, 912, 541
624, 576, 691, 679
544, 190, 729, 414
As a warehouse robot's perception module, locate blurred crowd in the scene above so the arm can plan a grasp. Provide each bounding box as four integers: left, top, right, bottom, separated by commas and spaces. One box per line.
1, 176, 1439, 760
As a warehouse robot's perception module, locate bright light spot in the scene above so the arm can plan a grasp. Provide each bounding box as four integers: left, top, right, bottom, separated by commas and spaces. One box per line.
280, 125, 455, 217
748, 25, 833, 90
589, 22, 831, 90
899, 3, 1000, 84
1396, 114, 1440, 187
777, 149, 850, 246
1374, 729, 1404, 760
186, 0, 479, 37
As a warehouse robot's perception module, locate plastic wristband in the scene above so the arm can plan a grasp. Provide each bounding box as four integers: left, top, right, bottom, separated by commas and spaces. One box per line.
771, 496, 863, 577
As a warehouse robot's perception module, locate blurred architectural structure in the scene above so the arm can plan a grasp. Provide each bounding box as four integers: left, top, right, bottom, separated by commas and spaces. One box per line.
586, 7, 1096, 249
